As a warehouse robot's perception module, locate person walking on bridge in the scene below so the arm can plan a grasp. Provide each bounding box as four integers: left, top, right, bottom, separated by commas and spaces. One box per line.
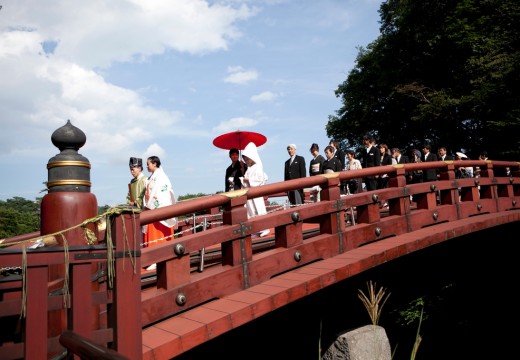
360, 135, 380, 191
126, 157, 146, 208
421, 144, 438, 182
284, 144, 306, 206
322, 145, 342, 174
143, 156, 177, 256
241, 142, 270, 237
225, 148, 247, 192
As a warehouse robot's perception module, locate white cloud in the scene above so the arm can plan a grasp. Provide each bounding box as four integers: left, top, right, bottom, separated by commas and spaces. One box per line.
223, 65, 258, 84
0, 0, 256, 160
213, 117, 258, 133
250, 91, 277, 103
0, 0, 257, 69
0, 0, 383, 206
144, 143, 166, 160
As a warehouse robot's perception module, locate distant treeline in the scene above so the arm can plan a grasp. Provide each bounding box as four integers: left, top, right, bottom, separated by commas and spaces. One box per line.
0, 194, 211, 239
0, 197, 40, 239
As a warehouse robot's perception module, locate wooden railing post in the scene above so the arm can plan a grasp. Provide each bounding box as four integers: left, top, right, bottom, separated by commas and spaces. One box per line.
70, 262, 96, 339
438, 163, 457, 205
221, 194, 250, 266
275, 221, 303, 248
24, 266, 49, 360
107, 212, 142, 359
388, 166, 409, 216
478, 161, 495, 200
318, 175, 345, 234
415, 184, 438, 210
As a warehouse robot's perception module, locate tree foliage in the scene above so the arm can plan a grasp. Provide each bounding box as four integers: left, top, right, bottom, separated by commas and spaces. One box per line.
177, 193, 209, 202
0, 193, 217, 239
327, 0, 520, 159
177, 193, 214, 217
0, 197, 40, 238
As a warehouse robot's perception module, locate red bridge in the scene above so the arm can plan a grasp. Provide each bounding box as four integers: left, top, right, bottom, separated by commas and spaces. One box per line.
1, 156, 519, 359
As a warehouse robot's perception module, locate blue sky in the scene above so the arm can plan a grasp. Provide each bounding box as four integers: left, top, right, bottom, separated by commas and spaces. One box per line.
0, 0, 382, 206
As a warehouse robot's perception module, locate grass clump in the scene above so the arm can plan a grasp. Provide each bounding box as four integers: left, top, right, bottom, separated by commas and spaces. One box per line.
358, 280, 425, 359
357, 280, 391, 325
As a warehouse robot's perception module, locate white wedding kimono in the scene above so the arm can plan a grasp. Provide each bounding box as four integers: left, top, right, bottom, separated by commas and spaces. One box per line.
241, 142, 268, 218
144, 166, 177, 228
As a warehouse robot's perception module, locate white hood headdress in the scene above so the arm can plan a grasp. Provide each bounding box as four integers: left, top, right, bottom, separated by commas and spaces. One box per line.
242, 142, 262, 166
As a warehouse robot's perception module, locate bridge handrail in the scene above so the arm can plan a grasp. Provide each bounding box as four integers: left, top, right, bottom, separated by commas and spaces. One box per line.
0, 158, 519, 359
59, 331, 130, 360
140, 159, 518, 225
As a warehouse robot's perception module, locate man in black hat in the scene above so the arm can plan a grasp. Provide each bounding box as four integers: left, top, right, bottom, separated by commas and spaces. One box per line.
127, 157, 146, 208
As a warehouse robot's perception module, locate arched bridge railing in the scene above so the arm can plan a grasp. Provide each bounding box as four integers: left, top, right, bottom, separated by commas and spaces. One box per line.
0, 159, 519, 359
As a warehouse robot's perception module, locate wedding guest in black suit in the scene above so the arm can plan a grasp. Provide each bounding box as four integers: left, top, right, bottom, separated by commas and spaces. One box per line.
225, 148, 247, 192
392, 148, 409, 165
437, 147, 453, 161
328, 139, 345, 170
391, 147, 411, 184
360, 135, 381, 191
329, 139, 347, 194
285, 144, 307, 206
421, 144, 438, 182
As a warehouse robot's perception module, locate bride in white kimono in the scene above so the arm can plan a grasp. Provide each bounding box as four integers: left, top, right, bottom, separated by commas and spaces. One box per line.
240, 142, 270, 237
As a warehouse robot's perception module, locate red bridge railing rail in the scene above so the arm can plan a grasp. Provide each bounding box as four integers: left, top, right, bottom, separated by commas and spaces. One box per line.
0, 159, 519, 359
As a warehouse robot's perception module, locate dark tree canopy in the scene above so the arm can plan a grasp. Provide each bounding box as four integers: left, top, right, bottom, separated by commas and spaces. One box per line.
327, 0, 520, 159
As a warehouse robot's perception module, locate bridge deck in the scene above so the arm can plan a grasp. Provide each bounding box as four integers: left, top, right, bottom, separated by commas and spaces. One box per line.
141, 210, 520, 359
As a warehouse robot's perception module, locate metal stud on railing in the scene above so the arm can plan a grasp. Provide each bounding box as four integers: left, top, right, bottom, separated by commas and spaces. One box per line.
294, 251, 302, 262
375, 227, 381, 236
513, 200, 517, 207
474, 179, 480, 186
433, 212, 439, 220
510, 177, 514, 184
372, 194, 379, 203
430, 184, 436, 192
291, 212, 300, 222
174, 243, 185, 256
477, 203, 482, 211
176, 293, 187, 306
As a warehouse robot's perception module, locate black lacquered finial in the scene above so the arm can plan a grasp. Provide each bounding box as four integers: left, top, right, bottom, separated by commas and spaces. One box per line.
51, 119, 87, 151
47, 120, 91, 193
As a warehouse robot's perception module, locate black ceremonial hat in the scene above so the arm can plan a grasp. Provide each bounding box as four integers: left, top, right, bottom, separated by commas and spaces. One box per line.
129, 157, 142, 168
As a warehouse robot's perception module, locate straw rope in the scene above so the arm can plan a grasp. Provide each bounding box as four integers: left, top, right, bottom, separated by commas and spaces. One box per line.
5, 206, 142, 317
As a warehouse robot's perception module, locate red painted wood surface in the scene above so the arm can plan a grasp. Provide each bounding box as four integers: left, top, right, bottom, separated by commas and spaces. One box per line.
0, 159, 519, 359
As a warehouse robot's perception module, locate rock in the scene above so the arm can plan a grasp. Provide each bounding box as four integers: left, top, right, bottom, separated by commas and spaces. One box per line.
322, 325, 391, 360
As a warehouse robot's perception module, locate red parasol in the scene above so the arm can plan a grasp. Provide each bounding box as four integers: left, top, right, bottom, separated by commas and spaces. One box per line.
212, 130, 267, 150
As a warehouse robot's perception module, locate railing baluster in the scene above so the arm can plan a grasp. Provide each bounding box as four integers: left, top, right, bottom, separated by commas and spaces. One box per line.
24, 265, 49, 360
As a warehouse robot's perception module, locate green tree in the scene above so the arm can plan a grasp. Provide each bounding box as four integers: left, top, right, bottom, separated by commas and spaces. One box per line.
177, 193, 209, 202
98, 204, 111, 214
178, 193, 213, 217
0, 197, 40, 238
327, 0, 520, 159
